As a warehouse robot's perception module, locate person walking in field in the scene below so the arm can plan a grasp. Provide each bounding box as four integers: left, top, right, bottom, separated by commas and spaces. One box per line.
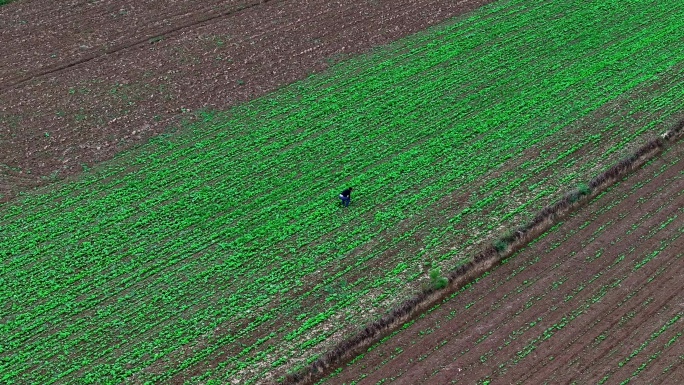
339, 187, 353, 207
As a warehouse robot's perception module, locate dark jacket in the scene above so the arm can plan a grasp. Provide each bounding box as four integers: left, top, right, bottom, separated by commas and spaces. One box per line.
341, 188, 352, 198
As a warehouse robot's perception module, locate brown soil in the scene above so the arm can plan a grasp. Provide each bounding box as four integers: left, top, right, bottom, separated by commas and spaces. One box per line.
6, 1, 683, 383
329, 140, 684, 384
0, 0, 496, 203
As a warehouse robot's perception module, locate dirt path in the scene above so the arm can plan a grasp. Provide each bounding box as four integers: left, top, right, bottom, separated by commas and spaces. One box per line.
329, 140, 684, 384
0, 0, 495, 203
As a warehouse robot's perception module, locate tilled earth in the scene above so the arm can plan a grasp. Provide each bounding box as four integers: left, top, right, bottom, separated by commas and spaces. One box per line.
0, 0, 495, 203
329, 140, 684, 384
7, 1, 684, 383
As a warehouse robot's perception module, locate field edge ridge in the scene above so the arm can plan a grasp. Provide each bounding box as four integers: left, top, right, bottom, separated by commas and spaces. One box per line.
275, 118, 684, 385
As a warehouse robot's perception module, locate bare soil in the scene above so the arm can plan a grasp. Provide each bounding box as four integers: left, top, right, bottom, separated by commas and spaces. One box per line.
6, 1, 684, 383
329, 140, 684, 384
0, 0, 495, 203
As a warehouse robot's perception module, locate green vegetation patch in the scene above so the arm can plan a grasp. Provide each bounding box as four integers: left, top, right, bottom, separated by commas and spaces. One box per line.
2, 0, 684, 383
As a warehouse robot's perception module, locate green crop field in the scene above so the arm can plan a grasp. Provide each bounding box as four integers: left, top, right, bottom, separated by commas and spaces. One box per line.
2, 0, 684, 383
322, 139, 684, 384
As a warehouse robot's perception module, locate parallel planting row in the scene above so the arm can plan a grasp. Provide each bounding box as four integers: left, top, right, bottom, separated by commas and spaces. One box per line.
2, 0, 684, 383
326, 139, 684, 384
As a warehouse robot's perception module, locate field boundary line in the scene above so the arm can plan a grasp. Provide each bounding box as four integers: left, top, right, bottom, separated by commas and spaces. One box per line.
276, 118, 684, 384
0, 0, 272, 94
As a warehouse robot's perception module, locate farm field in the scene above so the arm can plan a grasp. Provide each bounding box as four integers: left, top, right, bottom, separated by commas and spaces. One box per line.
2, 0, 684, 384
326, 137, 684, 385
0, 0, 493, 203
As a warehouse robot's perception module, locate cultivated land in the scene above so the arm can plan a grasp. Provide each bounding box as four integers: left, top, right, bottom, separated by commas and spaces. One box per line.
0, 0, 494, 203
326, 138, 684, 385
2, 0, 684, 384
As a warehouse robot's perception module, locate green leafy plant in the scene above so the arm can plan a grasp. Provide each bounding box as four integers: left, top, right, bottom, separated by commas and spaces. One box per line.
429, 267, 448, 290
494, 239, 509, 253
3, 0, 684, 383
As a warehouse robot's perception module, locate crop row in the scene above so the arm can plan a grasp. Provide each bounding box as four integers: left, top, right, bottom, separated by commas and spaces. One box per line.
493, 157, 682, 384
323, 139, 684, 384
5, 10, 684, 384
3, 0, 684, 383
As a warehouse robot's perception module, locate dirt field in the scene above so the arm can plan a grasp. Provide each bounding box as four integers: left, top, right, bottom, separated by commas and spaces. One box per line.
0, 0, 495, 203
328, 139, 684, 384
5, 1, 684, 383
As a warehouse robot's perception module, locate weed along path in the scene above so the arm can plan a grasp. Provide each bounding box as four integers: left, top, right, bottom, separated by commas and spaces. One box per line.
0, 0, 495, 203
326, 139, 684, 385
3, 0, 684, 384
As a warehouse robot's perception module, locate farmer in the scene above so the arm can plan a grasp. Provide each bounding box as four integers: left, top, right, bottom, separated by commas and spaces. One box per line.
339, 187, 353, 207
